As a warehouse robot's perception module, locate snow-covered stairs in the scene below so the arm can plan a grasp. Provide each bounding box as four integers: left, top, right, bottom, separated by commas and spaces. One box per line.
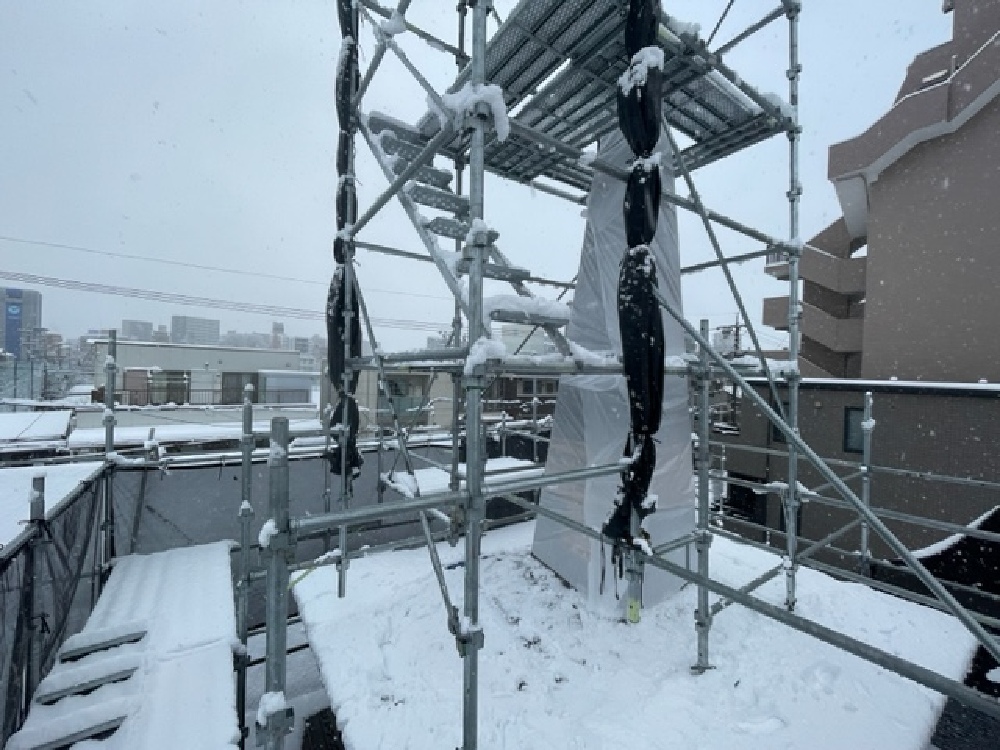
7, 542, 241, 750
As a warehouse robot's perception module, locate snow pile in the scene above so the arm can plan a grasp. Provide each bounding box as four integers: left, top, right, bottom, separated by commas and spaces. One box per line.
440, 82, 510, 141
268, 440, 287, 466
294, 522, 975, 750
465, 336, 507, 376
618, 46, 665, 95
7, 542, 240, 750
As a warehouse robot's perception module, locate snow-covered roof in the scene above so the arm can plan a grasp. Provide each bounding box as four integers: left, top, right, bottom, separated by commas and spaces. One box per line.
0, 462, 103, 547
67, 418, 323, 449
0, 410, 74, 442
293, 522, 975, 749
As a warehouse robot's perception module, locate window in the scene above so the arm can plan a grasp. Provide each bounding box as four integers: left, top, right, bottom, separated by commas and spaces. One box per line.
519, 379, 534, 396
843, 407, 864, 454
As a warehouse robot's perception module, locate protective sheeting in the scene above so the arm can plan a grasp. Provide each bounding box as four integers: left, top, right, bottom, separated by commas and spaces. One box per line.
532, 130, 696, 609
0, 473, 103, 745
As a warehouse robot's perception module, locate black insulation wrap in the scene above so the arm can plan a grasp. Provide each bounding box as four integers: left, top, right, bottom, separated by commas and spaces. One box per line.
618, 246, 665, 436
624, 163, 661, 248
326, 266, 361, 394
615, 0, 664, 517
616, 64, 662, 158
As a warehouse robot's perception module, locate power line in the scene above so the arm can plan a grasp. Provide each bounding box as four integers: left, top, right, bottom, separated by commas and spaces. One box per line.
0, 270, 448, 333
0, 233, 453, 302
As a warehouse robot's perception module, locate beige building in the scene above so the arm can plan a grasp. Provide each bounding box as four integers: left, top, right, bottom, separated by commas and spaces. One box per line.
765, 0, 1000, 382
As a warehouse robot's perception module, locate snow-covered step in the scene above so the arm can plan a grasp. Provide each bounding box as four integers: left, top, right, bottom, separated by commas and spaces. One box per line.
378, 130, 426, 161
35, 668, 138, 706
455, 260, 531, 284
425, 216, 470, 241
12, 712, 129, 750
391, 158, 453, 189
486, 294, 572, 328
368, 111, 428, 147
408, 183, 470, 216
58, 621, 147, 662
490, 309, 570, 327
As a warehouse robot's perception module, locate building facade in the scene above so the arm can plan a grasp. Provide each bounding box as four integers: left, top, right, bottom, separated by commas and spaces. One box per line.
170, 315, 221, 346
764, 0, 1000, 382
121, 319, 154, 341
717, 379, 1000, 560
0, 288, 42, 358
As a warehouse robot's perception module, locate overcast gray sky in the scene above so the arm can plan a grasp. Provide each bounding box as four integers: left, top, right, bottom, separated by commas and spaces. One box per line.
0, 1, 951, 350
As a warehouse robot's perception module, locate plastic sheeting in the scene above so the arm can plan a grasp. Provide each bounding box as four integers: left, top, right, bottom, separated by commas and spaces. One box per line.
532, 130, 696, 609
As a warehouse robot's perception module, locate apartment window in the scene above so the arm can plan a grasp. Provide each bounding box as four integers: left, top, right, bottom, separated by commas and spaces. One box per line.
519, 379, 534, 396
843, 407, 864, 454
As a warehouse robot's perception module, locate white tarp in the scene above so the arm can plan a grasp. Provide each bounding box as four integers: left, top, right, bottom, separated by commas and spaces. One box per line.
532, 130, 696, 610
0, 410, 74, 442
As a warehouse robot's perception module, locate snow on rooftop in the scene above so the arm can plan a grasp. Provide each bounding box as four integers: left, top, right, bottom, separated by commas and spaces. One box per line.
0, 462, 103, 547
7, 542, 239, 750
0, 409, 74, 443
66, 418, 322, 449
294, 522, 975, 750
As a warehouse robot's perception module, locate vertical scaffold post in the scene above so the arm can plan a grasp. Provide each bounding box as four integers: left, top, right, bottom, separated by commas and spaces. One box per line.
259, 417, 293, 750
859, 391, 874, 575
23, 474, 45, 718
783, 0, 803, 612
692, 320, 713, 673
102, 330, 117, 588
460, 2, 490, 748
236, 384, 255, 749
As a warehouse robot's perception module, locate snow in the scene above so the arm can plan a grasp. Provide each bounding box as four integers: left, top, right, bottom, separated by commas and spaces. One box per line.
988, 667, 1000, 684
440, 82, 510, 142
268, 439, 287, 466
256, 690, 288, 727
381, 458, 543, 498
0, 461, 103, 547
464, 336, 507, 376
483, 294, 571, 322
0, 409, 74, 442
911, 505, 999, 559
618, 46, 665, 96
259, 518, 279, 549
568, 341, 617, 367
7, 542, 239, 750
464, 217, 492, 245
729, 356, 799, 378
67, 417, 322, 449
379, 9, 406, 37
294, 522, 975, 750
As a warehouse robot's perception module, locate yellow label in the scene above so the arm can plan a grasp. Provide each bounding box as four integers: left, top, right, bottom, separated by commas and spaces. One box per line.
627, 598, 641, 624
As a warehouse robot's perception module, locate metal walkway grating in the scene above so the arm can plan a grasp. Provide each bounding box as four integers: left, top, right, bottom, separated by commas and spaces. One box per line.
407, 0, 789, 191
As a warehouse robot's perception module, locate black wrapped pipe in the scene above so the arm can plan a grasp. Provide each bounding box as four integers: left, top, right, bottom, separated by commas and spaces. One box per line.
326, 266, 361, 395
607, 0, 666, 539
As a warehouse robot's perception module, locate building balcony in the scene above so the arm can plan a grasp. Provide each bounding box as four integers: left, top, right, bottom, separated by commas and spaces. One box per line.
766, 245, 866, 296
763, 298, 863, 354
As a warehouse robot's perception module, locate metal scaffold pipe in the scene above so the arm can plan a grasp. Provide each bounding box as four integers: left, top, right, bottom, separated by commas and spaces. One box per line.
260, 417, 293, 750
783, 0, 803, 612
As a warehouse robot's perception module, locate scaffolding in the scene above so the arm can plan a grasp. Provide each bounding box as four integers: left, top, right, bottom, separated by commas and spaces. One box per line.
242, 1, 1000, 748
